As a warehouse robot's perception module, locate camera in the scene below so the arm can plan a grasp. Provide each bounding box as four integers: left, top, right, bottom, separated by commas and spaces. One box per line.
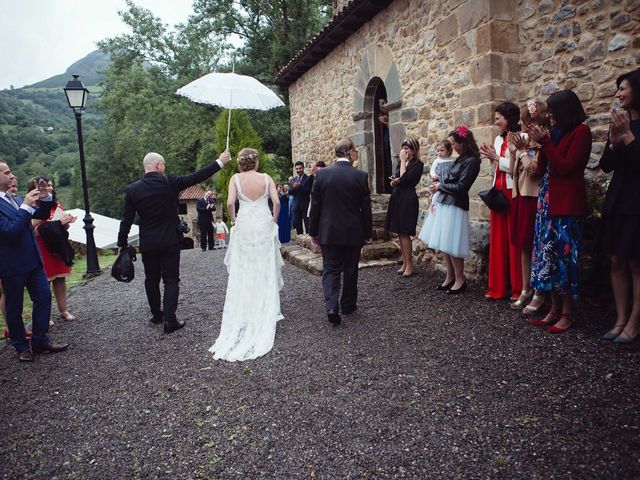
177, 218, 190, 234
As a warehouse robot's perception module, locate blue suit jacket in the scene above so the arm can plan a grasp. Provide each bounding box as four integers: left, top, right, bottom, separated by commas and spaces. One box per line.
0, 196, 51, 278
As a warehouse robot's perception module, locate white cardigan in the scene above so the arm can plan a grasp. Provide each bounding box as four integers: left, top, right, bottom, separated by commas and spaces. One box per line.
492, 135, 513, 189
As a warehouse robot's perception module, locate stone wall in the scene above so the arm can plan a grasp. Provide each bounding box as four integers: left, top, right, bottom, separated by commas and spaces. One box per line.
288, 0, 640, 277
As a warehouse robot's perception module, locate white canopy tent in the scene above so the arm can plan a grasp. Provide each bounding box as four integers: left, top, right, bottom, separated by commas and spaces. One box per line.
64, 209, 139, 249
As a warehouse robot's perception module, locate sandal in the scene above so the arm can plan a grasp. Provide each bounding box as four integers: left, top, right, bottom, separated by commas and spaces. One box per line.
510, 289, 533, 310
60, 311, 77, 321
523, 294, 545, 315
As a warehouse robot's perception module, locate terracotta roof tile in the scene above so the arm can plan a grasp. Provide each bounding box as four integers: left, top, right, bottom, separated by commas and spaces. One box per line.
179, 185, 207, 201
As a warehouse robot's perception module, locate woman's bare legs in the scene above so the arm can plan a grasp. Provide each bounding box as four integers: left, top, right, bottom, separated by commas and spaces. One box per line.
399, 234, 413, 276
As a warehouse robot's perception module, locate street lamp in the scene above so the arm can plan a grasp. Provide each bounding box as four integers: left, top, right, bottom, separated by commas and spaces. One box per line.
64, 75, 100, 276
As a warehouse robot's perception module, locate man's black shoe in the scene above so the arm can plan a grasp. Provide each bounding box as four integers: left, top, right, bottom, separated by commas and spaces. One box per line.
17, 349, 34, 362
150, 315, 163, 324
32, 342, 69, 354
342, 305, 358, 315
164, 319, 186, 334
328, 313, 342, 325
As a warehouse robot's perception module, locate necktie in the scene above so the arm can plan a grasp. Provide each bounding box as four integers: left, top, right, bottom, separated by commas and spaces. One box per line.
5, 193, 19, 210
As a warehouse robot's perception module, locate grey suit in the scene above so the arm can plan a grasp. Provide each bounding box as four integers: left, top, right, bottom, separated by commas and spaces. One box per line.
309, 160, 372, 315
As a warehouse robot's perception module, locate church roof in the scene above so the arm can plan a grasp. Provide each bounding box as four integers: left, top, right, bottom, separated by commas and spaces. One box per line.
275, 0, 394, 86
179, 185, 207, 201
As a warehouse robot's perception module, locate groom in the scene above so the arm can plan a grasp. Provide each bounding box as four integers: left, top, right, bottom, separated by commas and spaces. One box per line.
309, 138, 372, 325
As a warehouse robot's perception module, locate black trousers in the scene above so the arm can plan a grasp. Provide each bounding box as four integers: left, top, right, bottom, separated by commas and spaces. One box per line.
199, 221, 214, 250
141, 246, 180, 323
293, 214, 309, 235
320, 244, 361, 314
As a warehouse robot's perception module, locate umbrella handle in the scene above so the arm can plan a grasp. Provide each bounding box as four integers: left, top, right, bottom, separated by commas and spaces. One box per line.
226, 107, 232, 153
226, 60, 235, 153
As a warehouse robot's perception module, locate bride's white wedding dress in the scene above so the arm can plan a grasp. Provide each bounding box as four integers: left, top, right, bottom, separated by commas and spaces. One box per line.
209, 173, 284, 361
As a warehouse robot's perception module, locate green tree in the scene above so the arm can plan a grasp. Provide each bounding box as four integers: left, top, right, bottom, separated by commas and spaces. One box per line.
213, 109, 273, 205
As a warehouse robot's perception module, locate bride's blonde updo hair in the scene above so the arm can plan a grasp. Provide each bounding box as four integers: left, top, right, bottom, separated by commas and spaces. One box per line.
237, 148, 259, 172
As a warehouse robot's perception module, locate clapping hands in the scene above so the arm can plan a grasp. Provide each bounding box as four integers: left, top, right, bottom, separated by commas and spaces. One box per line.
527, 124, 549, 144
479, 143, 499, 162
507, 132, 528, 152
60, 214, 77, 228
610, 108, 632, 146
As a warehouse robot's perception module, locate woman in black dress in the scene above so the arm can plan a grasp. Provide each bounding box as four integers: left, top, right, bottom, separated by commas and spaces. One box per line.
599, 69, 640, 344
385, 137, 424, 277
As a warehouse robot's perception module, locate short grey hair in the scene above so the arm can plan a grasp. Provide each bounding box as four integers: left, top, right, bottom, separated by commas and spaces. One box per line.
334, 138, 354, 158
143, 152, 164, 168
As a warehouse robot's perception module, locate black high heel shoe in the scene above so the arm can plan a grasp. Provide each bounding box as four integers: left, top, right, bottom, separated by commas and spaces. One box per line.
447, 281, 467, 295
436, 280, 455, 291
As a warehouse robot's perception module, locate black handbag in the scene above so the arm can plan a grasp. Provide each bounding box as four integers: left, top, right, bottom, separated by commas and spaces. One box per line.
478, 187, 509, 212
111, 246, 137, 283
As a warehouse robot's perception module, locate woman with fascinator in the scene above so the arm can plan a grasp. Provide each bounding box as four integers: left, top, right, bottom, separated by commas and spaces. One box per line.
384, 137, 424, 277
505, 100, 550, 314
427, 126, 481, 294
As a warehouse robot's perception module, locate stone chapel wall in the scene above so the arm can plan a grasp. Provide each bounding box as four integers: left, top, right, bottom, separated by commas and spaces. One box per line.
288, 0, 639, 276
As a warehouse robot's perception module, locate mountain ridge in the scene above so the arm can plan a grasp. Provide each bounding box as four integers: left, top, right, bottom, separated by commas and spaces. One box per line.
28, 50, 111, 89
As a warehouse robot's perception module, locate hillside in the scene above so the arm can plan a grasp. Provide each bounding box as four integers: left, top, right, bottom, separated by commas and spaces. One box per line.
29, 50, 111, 89
0, 50, 109, 205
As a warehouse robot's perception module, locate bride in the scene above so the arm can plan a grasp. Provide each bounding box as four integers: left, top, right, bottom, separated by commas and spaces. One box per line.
209, 148, 284, 361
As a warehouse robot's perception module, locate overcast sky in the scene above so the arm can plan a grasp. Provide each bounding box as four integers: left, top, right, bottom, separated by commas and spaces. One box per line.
0, 0, 195, 90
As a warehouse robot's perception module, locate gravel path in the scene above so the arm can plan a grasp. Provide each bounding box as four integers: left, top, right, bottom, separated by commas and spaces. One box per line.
1, 248, 639, 479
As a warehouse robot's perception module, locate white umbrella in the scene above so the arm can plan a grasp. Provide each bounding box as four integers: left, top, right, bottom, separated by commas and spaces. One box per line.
176, 71, 285, 150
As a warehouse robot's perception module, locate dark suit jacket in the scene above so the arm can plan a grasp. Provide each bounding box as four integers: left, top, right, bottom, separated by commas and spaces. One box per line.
0, 195, 53, 277
309, 161, 372, 246
118, 160, 222, 252
289, 174, 313, 217
196, 197, 215, 223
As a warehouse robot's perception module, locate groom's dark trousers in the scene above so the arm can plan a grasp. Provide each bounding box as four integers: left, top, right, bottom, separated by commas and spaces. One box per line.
118, 159, 222, 325
309, 159, 372, 315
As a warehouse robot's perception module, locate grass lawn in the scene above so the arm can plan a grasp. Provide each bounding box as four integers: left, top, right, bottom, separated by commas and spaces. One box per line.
1, 252, 117, 333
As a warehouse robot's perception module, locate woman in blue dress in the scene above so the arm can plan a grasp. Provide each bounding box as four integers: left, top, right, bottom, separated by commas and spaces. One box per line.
277, 184, 291, 244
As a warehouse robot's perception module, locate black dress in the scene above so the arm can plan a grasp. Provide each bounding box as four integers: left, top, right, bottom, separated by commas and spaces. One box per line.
600, 118, 640, 259
385, 159, 424, 235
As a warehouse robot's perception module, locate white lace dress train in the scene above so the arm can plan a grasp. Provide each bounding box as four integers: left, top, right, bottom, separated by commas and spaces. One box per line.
209, 174, 284, 361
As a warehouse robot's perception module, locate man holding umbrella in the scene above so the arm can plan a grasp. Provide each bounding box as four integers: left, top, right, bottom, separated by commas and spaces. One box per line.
117, 150, 230, 334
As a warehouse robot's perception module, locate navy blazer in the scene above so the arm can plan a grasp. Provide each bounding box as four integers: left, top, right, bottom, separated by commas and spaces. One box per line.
309, 161, 372, 246
0, 196, 52, 277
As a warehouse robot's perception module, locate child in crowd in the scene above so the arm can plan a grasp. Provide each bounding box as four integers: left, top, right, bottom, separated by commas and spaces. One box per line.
419, 140, 455, 245
214, 218, 229, 249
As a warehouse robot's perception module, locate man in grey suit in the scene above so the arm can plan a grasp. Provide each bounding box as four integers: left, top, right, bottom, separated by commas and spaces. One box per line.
309, 138, 373, 325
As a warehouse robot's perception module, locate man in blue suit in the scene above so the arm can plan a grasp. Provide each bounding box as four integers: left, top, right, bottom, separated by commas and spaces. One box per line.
0, 162, 69, 362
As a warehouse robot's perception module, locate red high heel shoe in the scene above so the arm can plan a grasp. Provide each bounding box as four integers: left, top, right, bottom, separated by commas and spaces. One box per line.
531, 308, 558, 327
548, 313, 572, 333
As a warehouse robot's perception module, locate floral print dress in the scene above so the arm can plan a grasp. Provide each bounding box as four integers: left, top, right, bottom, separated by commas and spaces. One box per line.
530, 162, 583, 299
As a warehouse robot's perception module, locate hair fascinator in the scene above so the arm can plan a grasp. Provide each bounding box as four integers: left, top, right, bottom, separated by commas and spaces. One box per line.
454, 125, 469, 138
526, 99, 538, 118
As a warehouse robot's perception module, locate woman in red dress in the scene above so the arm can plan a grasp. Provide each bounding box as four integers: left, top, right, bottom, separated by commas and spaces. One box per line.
29, 177, 77, 324
480, 102, 523, 300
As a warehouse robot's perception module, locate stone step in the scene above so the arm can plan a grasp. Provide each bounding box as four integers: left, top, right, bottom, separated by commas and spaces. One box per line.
282, 235, 401, 276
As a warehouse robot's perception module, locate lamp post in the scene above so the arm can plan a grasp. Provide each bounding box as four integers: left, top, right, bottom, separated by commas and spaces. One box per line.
64, 75, 100, 276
